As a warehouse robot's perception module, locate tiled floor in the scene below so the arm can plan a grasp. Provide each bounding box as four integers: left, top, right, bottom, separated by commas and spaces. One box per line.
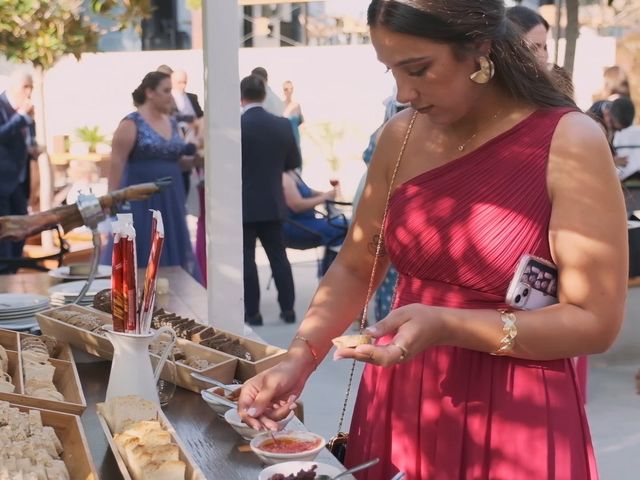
252, 246, 640, 479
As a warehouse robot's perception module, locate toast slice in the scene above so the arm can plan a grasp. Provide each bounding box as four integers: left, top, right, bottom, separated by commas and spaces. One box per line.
331, 334, 372, 349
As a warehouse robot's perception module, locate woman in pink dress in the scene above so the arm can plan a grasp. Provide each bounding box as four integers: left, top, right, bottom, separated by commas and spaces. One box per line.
238, 1, 627, 478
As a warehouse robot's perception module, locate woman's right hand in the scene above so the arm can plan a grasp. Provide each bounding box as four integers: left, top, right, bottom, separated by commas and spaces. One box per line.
238, 358, 312, 430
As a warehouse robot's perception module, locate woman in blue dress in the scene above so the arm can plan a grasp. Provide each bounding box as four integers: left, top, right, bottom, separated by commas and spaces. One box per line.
101, 71, 200, 280
282, 170, 348, 275
282, 80, 304, 153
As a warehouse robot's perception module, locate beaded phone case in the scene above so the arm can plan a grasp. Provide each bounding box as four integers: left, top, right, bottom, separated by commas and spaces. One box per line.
505, 254, 559, 310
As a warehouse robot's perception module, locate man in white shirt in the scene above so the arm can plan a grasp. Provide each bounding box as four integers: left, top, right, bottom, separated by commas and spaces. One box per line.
170, 69, 204, 135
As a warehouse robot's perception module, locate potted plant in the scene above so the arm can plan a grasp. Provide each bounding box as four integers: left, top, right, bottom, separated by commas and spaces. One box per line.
75, 125, 108, 154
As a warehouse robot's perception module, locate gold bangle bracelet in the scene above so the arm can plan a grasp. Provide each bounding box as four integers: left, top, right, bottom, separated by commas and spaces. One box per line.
490, 309, 518, 356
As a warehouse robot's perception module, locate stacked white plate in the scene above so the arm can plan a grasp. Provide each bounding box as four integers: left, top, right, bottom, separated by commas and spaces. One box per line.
0, 293, 50, 331
48, 265, 112, 281
48, 279, 112, 307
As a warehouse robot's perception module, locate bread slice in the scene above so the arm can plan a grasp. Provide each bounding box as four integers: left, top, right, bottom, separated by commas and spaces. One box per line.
21, 349, 50, 364
101, 396, 158, 434
114, 432, 140, 459
332, 334, 372, 348
123, 420, 163, 439
0, 378, 15, 394
131, 443, 178, 464
139, 460, 186, 480
23, 360, 55, 383
130, 443, 180, 477
0, 345, 8, 372
140, 429, 171, 448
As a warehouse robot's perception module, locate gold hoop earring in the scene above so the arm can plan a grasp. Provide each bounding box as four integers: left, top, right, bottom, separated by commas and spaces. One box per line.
470, 56, 495, 84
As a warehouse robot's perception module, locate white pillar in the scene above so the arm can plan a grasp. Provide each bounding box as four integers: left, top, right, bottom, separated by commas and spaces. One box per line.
202, 0, 244, 334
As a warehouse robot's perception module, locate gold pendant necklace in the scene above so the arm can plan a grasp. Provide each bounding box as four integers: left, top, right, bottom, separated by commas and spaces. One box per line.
457, 109, 504, 152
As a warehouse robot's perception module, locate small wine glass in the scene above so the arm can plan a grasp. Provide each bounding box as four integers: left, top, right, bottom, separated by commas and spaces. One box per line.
329, 178, 340, 187
152, 347, 177, 407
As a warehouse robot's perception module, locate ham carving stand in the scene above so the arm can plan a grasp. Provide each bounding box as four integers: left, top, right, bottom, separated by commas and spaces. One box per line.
0, 178, 171, 303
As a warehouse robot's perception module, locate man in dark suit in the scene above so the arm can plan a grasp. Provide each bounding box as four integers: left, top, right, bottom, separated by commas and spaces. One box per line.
0, 71, 34, 273
241, 74, 301, 325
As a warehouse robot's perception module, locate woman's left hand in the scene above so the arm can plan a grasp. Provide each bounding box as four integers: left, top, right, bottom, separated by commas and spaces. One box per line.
333, 304, 448, 367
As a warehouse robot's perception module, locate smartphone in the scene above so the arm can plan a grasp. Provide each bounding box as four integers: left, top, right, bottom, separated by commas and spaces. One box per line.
505, 254, 559, 310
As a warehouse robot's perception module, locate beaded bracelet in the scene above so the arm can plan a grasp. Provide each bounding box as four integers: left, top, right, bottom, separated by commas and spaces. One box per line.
490, 310, 518, 356
293, 335, 318, 365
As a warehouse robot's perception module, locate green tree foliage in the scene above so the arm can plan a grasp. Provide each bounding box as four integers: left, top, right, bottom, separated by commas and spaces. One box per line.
90, 0, 154, 33
0, 0, 152, 70
0, 0, 100, 70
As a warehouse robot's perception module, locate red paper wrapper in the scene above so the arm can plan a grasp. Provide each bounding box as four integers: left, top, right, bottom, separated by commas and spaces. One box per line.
121, 221, 138, 334
110, 221, 125, 332
139, 210, 165, 334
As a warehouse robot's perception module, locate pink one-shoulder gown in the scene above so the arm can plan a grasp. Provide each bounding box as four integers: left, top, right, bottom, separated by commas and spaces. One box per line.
344, 108, 598, 479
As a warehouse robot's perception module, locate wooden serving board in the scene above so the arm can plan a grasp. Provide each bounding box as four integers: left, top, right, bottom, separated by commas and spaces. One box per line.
152, 310, 287, 381
96, 402, 206, 480
8, 403, 98, 480
36, 305, 238, 392
0, 328, 87, 415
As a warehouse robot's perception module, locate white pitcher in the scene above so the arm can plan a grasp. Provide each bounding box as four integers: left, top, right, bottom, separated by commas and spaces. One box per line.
103, 325, 177, 404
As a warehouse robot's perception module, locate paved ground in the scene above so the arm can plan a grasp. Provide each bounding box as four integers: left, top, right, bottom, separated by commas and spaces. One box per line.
248, 248, 364, 443
251, 246, 640, 479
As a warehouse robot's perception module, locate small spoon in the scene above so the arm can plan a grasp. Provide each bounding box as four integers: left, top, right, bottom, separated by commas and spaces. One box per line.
201, 389, 237, 409
191, 372, 237, 392
316, 458, 380, 480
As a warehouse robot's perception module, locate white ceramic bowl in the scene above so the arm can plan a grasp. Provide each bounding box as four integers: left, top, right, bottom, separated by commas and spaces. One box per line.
224, 408, 294, 441
201, 384, 242, 417
259, 461, 343, 480
250, 430, 326, 465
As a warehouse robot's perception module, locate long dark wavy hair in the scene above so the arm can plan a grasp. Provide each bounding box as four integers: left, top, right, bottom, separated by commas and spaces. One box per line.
367, 0, 576, 109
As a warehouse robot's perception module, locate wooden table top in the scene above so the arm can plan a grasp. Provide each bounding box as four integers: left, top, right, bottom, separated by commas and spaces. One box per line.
0, 267, 345, 479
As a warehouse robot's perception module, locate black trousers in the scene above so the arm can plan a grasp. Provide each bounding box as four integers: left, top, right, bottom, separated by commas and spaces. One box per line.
243, 220, 294, 316
0, 187, 27, 274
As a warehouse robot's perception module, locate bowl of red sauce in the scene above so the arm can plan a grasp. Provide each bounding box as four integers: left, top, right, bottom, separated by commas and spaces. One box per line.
250, 431, 326, 465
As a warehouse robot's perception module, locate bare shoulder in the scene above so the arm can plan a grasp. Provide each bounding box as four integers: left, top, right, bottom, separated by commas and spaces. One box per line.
547, 110, 615, 196
116, 118, 137, 135
372, 109, 417, 170
112, 118, 137, 148
378, 108, 416, 145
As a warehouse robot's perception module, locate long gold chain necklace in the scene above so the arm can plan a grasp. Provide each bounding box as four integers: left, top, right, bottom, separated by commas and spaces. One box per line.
457, 109, 504, 152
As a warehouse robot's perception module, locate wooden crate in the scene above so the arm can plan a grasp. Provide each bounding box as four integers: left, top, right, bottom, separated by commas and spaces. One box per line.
0, 328, 86, 415
209, 329, 287, 381
0, 328, 75, 362
151, 337, 237, 393
37, 305, 238, 392
8, 403, 98, 480
97, 401, 205, 480
36, 304, 113, 359
152, 312, 287, 380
